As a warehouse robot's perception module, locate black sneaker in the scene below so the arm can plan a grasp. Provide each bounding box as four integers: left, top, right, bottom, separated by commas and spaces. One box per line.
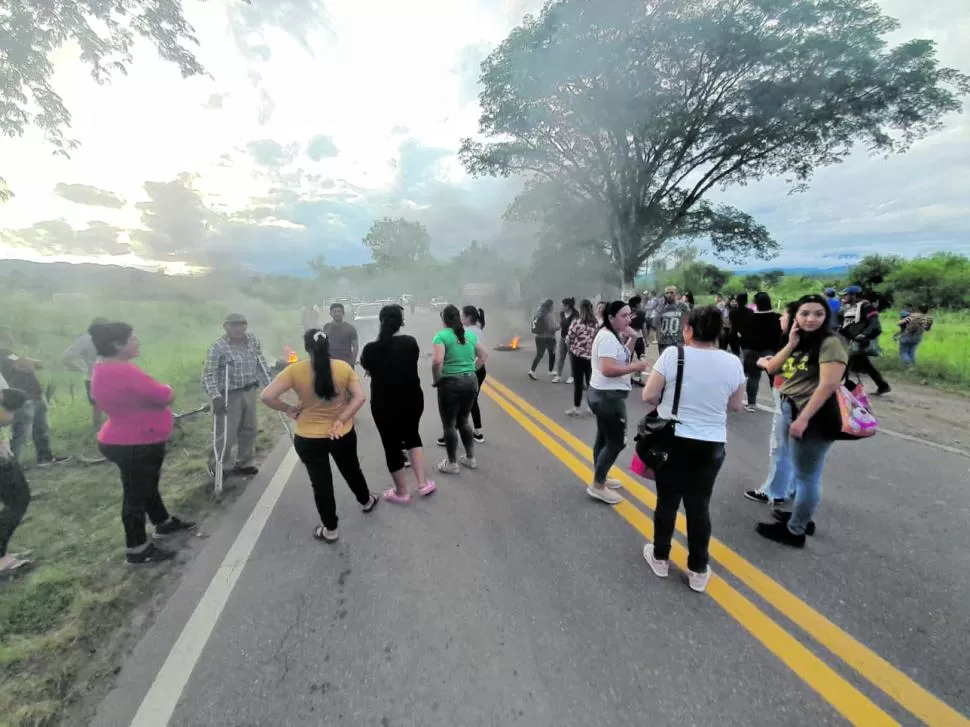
154, 517, 197, 537
360, 494, 379, 513
232, 465, 259, 476
771, 509, 816, 536
126, 544, 176, 566
755, 521, 806, 548
873, 386, 892, 397
744, 490, 787, 507
36, 455, 72, 467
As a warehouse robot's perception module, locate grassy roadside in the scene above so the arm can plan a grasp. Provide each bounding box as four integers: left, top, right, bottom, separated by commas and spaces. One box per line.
0, 293, 298, 726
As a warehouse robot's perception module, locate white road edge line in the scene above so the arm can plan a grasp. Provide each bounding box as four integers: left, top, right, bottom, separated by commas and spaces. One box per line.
130, 447, 299, 727
753, 403, 970, 458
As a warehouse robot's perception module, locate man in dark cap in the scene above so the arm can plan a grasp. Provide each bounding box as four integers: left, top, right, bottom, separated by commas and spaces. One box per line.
838, 285, 890, 395
201, 314, 272, 478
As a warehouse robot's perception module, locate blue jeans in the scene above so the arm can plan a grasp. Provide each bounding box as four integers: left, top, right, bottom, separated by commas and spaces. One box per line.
11, 398, 53, 463
899, 341, 919, 365
761, 399, 833, 535
587, 388, 628, 485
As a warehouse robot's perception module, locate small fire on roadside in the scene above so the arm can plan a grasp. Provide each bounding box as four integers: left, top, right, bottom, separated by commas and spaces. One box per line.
284, 346, 298, 364
495, 335, 521, 352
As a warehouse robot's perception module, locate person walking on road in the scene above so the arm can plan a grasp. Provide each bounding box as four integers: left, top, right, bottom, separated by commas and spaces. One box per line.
91, 322, 195, 566
564, 299, 598, 417
202, 313, 271, 480
838, 285, 889, 395
432, 305, 489, 475
654, 286, 690, 356
360, 305, 435, 504
753, 294, 848, 547
727, 293, 749, 356
437, 306, 488, 446
739, 292, 782, 412
640, 306, 745, 593
528, 299, 557, 380
586, 301, 649, 505
323, 303, 359, 367
260, 329, 377, 543
552, 298, 577, 384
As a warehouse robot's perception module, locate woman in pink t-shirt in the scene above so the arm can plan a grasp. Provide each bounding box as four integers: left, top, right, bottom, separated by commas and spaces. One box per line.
89, 322, 195, 566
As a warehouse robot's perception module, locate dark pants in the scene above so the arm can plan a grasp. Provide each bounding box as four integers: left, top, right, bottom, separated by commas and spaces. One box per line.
99, 442, 169, 551
570, 354, 592, 407
470, 368, 487, 430
293, 431, 371, 531
531, 337, 556, 372
0, 458, 31, 557
742, 349, 775, 406
652, 437, 726, 572
437, 374, 479, 462
849, 352, 889, 391
587, 388, 628, 484
11, 398, 53, 463
372, 391, 424, 473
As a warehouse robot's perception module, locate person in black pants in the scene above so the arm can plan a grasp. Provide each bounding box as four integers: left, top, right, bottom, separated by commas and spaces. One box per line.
564, 299, 598, 416
740, 292, 782, 412
437, 306, 489, 444
360, 305, 435, 504
1, 384, 32, 576
261, 328, 377, 542
528, 299, 557, 380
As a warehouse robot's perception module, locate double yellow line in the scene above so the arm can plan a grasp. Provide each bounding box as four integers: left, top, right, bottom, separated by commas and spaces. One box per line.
483, 376, 967, 727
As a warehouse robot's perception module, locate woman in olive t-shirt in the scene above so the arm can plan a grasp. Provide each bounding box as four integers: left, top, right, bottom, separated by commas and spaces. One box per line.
753, 294, 848, 547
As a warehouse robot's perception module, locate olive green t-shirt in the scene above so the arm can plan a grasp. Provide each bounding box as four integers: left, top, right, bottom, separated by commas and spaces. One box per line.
779, 336, 848, 410
432, 327, 478, 377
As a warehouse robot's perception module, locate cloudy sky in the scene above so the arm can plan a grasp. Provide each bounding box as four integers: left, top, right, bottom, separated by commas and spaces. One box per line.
0, 0, 967, 274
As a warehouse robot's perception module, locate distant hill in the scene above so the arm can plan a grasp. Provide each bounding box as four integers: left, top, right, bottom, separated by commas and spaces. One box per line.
734, 265, 850, 277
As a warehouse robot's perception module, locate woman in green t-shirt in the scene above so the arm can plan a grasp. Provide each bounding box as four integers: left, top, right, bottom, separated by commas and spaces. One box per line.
753, 294, 848, 547
431, 305, 489, 475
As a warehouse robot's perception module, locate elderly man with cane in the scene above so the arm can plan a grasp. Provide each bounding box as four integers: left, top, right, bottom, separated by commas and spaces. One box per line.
202, 314, 272, 484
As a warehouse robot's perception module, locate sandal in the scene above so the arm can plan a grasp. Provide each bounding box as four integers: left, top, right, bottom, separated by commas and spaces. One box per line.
383, 488, 411, 505
417, 480, 437, 496
313, 525, 339, 542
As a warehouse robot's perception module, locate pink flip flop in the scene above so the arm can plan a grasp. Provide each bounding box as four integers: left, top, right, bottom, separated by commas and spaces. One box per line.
417, 480, 437, 497
383, 488, 411, 505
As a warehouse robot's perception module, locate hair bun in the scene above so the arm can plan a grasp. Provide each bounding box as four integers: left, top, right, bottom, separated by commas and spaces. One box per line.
313, 331, 327, 342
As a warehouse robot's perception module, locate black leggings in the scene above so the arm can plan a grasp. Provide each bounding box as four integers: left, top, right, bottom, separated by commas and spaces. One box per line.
372, 391, 424, 474
471, 368, 487, 430
531, 337, 556, 372
100, 441, 169, 550
293, 431, 371, 530
742, 348, 775, 406
652, 437, 726, 573
569, 354, 592, 407
437, 374, 479, 462
0, 458, 31, 558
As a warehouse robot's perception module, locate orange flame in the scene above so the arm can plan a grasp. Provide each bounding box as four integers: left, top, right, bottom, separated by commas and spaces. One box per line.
284, 346, 298, 364
510, 336, 520, 350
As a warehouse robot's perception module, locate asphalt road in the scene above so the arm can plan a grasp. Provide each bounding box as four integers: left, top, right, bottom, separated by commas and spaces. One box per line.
93, 311, 970, 727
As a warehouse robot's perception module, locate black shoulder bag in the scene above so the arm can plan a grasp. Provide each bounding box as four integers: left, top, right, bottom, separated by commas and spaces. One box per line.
633, 344, 684, 471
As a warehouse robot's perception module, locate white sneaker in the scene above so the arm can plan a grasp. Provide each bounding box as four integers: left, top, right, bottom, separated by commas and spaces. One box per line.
459, 456, 478, 470
547, 370, 556, 378
744, 404, 758, 413
565, 407, 581, 417
528, 370, 537, 381
551, 374, 561, 383
605, 478, 623, 489
687, 567, 712, 593
642, 544, 669, 578
437, 459, 460, 475
586, 485, 622, 505
566, 377, 574, 384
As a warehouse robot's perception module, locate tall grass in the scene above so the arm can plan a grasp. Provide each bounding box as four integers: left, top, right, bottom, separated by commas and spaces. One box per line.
0, 292, 296, 726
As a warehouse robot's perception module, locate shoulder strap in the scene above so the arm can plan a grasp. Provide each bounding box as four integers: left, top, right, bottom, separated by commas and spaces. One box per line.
670, 344, 685, 417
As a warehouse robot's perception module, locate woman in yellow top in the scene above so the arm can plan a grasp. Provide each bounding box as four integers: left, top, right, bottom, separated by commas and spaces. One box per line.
260, 329, 377, 542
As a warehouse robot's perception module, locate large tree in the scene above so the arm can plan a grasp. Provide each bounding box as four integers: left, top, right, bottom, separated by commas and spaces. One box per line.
362, 217, 431, 269
460, 0, 969, 292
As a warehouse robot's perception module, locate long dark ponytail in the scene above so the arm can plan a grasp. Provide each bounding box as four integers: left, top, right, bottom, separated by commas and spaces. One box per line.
441, 304, 466, 345
601, 300, 628, 341
378, 304, 404, 343
304, 328, 337, 400
462, 305, 485, 329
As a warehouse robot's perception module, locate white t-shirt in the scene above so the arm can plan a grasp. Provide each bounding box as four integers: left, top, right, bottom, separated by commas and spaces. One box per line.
654, 345, 745, 442
590, 329, 632, 391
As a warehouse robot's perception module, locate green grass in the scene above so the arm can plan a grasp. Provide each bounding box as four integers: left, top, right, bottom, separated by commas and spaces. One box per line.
0, 292, 297, 726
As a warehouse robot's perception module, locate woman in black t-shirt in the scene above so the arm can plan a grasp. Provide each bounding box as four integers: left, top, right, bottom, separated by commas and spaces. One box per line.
360, 305, 435, 503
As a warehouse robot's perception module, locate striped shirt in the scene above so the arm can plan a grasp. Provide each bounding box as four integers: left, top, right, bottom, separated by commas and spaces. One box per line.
201, 333, 271, 398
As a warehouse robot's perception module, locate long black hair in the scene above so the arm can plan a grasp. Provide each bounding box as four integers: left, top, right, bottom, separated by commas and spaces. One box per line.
578, 298, 596, 325
441, 304, 466, 345
600, 300, 629, 340
378, 304, 404, 343
792, 294, 834, 357
303, 328, 337, 400
753, 291, 773, 312
462, 305, 485, 329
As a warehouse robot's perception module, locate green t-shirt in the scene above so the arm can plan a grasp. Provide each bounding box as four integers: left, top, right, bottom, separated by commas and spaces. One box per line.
779, 335, 848, 409
432, 327, 478, 377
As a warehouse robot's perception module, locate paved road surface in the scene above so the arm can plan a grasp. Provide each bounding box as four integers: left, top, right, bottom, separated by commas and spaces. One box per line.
94, 312, 970, 727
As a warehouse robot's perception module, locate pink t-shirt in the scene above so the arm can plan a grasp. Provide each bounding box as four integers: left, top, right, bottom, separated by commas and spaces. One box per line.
91, 361, 174, 446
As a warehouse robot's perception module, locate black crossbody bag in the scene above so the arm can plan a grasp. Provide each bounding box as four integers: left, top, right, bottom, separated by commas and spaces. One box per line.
633, 345, 684, 471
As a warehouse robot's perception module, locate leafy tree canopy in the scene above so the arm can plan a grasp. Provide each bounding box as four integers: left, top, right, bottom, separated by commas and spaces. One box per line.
848, 253, 905, 290
885, 253, 970, 310
460, 0, 969, 290
362, 217, 431, 269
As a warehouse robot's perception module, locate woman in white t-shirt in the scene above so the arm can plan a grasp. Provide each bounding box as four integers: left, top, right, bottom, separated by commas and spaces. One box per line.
640, 305, 745, 593
586, 301, 650, 505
